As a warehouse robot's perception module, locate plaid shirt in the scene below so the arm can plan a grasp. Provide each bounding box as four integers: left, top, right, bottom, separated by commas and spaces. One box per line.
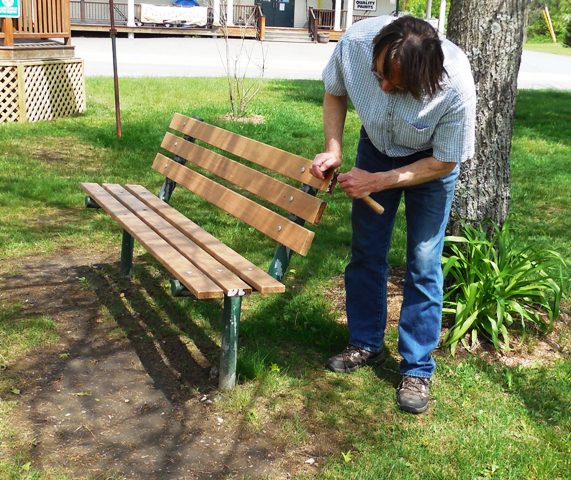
323, 16, 477, 163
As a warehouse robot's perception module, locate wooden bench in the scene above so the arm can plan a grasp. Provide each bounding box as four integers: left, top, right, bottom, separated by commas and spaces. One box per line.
81, 113, 334, 390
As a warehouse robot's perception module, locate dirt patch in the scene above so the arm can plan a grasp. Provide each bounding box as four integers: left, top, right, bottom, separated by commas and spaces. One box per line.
324, 271, 570, 367
218, 114, 265, 125
0, 250, 286, 479
8, 136, 103, 173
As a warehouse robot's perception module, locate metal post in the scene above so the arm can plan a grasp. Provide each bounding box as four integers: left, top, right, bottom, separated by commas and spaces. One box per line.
85, 196, 101, 208
158, 134, 194, 202
268, 244, 293, 282
120, 231, 134, 278
438, 0, 446, 33
333, 0, 341, 31
109, 0, 122, 138
345, 0, 353, 30
268, 184, 317, 281
219, 295, 242, 390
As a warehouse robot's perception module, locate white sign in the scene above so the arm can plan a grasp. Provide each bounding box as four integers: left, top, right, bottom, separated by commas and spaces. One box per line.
0, 0, 20, 18
355, 0, 376, 11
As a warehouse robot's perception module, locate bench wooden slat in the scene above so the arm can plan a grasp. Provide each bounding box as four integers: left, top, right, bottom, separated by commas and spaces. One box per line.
125, 184, 286, 294
169, 113, 332, 192
80, 182, 224, 300
102, 183, 253, 296
152, 154, 316, 257
161, 132, 327, 224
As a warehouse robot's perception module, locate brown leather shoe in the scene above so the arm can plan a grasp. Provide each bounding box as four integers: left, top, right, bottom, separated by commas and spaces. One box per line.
326, 345, 385, 373
397, 376, 430, 414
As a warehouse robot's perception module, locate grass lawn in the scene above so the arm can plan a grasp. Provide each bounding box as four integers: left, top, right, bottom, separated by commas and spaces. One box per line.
0, 79, 570, 479
524, 41, 571, 56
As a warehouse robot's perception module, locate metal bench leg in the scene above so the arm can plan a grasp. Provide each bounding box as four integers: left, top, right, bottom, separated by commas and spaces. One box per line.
120, 231, 134, 278
268, 184, 317, 281
219, 294, 242, 390
268, 244, 293, 282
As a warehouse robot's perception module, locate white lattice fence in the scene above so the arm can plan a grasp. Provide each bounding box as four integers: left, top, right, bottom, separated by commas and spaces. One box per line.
0, 59, 85, 123
0, 66, 21, 123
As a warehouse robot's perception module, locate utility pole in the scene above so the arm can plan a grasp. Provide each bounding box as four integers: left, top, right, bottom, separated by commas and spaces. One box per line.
108, 0, 122, 138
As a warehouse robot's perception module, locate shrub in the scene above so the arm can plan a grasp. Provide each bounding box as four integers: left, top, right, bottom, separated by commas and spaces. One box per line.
527, 1, 571, 42
564, 20, 571, 47
441, 222, 568, 355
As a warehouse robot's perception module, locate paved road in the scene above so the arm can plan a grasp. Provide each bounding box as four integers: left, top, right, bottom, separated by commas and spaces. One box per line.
71, 36, 571, 89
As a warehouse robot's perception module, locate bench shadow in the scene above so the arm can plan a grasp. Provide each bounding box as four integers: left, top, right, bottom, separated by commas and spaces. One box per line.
85, 258, 222, 400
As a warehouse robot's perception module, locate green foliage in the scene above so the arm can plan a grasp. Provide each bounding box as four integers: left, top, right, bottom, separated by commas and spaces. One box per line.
564, 18, 571, 46
442, 223, 568, 354
527, 0, 571, 42
399, 0, 448, 18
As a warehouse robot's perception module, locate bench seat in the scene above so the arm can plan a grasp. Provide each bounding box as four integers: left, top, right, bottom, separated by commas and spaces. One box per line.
81, 182, 285, 299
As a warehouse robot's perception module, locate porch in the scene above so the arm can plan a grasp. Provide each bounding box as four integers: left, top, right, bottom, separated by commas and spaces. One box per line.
66, 2, 363, 42
1, 0, 85, 123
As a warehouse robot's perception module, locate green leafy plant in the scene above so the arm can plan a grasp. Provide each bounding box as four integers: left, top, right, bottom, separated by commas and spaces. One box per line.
564, 19, 571, 47
442, 223, 567, 354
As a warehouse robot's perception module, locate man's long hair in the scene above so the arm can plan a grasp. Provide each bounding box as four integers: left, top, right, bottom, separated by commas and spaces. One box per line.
372, 16, 445, 98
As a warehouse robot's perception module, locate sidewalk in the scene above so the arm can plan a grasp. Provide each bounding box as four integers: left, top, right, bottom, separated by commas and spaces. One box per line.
71, 36, 571, 89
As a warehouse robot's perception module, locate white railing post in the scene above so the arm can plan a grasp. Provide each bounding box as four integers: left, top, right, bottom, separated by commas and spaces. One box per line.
213, 0, 221, 25
334, 0, 341, 31
438, 0, 446, 34
127, 0, 135, 38
346, 1, 353, 30
226, 0, 234, 26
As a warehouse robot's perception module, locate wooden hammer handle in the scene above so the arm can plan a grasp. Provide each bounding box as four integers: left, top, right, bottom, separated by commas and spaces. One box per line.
362, 195, 385, 215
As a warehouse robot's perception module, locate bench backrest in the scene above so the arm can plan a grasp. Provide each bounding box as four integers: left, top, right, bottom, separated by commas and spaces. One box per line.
153, 113, 334, 257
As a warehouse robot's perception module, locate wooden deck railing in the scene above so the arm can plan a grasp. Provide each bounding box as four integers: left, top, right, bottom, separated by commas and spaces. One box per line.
308, 7, 318, 42
254, 5, 265, 40
70, 1, 135, 25
308, 8, 372, 31
1, 0, 71, 45
315, 8, 335, 29
69, 2, 256, 29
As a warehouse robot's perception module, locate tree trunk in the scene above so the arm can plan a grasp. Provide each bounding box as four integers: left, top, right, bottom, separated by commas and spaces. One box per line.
446, 0, 531, 233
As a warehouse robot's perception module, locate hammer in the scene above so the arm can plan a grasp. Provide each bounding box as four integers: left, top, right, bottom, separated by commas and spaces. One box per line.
327, 170, 385, 215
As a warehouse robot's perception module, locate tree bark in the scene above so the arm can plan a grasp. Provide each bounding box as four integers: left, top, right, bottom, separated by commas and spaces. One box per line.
446, 0, 531, 233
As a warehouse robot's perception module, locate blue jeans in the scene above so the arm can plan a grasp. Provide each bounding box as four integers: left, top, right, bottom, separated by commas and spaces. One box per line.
345, 129, 459, 378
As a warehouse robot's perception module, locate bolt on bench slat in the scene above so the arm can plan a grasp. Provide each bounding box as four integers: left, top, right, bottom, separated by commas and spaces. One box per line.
102, 183, 252, 296
153, 153, 316, 257
169, 113, 333, 192
125, 184, 285, 294
160, 132, 327, 224
81, 182, 224, 299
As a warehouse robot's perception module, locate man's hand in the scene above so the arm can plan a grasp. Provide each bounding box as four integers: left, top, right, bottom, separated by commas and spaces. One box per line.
337, 168, 380, 199
310, 152, 342, 180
